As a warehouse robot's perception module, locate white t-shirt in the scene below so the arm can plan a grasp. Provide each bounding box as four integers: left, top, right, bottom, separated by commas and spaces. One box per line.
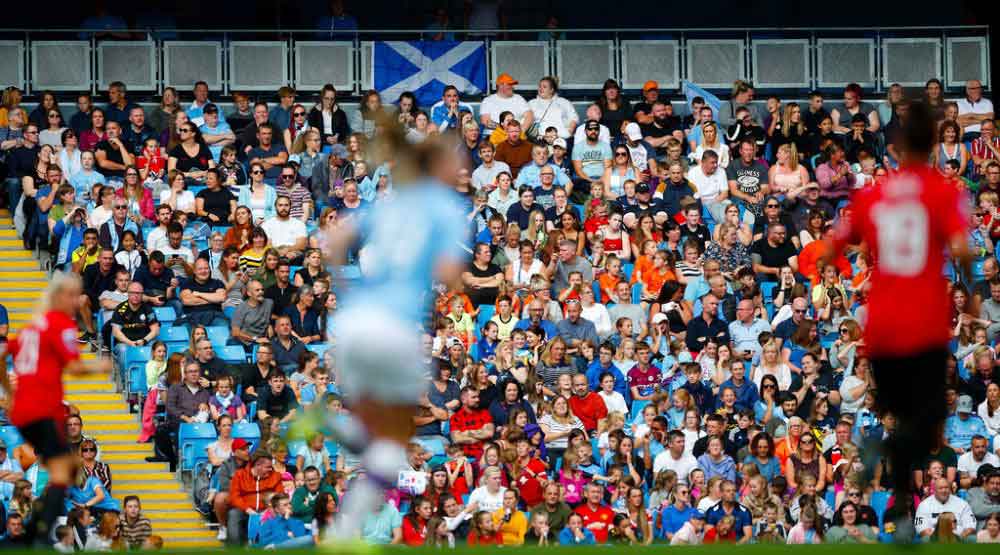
653, 451, 699, 484
261, 217, 308, 249
480, 93, 530, 125
467, 486, 507, 514
914, 494, 977, 535
670, 521, 703, 545
160, 189, 196, 213
957, 451, 1000, 479
957, 97, 995, 134
752, 364, 793, 392
160, 245, 194, 275
686, 165, 729, 204
472, 161, 511, 190
528, 95, 578, 138
598, 390, 628, 416
838, 374, 867, 415
146, 226, 169, 253
977, 401, 1000, 438
691, 144, 731, 168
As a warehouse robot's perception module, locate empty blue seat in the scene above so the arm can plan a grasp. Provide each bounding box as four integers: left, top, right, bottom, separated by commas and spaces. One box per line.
476, 305, 496, 332
217, 345, 247, 364
205, 325, 231, 348
622, 263, 634, 282
631, 282, 643, 304
153, 306, 176, 324
234, 422, 262, 451
123, 345, 153, 394
178, 423, 218, 473
158, 325, 189, 344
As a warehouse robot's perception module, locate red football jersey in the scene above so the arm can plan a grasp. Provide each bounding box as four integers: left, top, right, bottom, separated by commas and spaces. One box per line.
835, 164, 967, 356
8, 311, 80, 426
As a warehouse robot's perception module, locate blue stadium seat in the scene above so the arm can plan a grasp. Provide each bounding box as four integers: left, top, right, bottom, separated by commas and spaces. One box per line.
631, 282, 643, 304
412, 436, 447, 458
622, 263, 634, 282
217, 345, 247, 365
205, 325, 231, 348
0, 427, 23, 450
286, 440, 306, 465
306, 343, 330, 357
153, 306, 176, 325
166, 343, 188, 357
592, 280, 602, 301
289, 266, 303, 280
234, 422, 262, 451
158, 325, 189, 344
177, 423, 218, 473
123, 345, 153, 395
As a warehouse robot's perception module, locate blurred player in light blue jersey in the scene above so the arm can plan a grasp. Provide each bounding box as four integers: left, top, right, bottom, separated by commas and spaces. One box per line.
324, 122, 469, 542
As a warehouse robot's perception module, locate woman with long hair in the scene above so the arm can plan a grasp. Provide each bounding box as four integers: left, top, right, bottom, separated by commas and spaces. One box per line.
752, 340, 793, 391
289, 128, 326, 181
933, 120, 969, 177
85, 511, 123, 551
115, 166, 154, 223
283, 103, 311, 152
168, 122, 215, 184
769, 143, 809, 198
692, 121, 730, 168
535, 336, 575, 394
223, 205, 254, 252
629, 214, 662, 255
308, 84, 350, 149
79, 438, 112, 492
786, 504, 823, 544
538, 394, 585, 466
239, 162, 276, 225
771, 103, 807, 160
148, 87, 180, 135
311, 491, 338, 544
39, 107, 67, 150
401, 495, 433, 546
80, 108, 106, 152
353, 90, 384, 139
830, 318, 862, 377
784, 432, 827, 492
162, 110, 188, 152
206, 414, 235, 467
160, 170, 195, 214
28, 90, 60, 130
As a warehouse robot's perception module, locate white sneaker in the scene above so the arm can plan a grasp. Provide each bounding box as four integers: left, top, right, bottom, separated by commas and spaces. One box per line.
216, 527, 228, 541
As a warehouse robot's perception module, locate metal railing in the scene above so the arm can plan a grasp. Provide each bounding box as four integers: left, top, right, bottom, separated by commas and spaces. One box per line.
0, 25, 990, 98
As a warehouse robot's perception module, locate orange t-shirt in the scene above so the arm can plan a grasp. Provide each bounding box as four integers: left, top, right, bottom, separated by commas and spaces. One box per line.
632, 255, 654, 285
597, 273, 621, 303
643, 267, 676, 297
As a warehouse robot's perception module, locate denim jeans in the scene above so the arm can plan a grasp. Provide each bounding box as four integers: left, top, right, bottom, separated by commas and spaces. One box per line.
5, 177, 20, 213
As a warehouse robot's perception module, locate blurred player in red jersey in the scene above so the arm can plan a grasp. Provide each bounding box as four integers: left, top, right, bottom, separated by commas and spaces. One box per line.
1, 272, 112, 542
831, 101, 974, 536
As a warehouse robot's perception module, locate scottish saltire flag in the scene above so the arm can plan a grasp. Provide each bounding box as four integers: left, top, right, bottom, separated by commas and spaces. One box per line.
374, 41, 487, 107
682, 80, 722, 119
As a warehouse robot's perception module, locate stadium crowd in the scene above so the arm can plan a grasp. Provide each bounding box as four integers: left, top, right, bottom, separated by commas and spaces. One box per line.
0, 56, 999, 549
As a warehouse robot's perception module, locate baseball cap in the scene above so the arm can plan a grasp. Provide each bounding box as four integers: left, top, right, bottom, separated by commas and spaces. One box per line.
651, 313, 668, 325
552, 138, 567, 150
496, 73, 518, 85
625, 122, 643, 141
232, 438, 250, 451
585, 120, 601, 131
329, 143, 348, 158
636, 182, 651, 194
203, 103, 219, 114
957, 394, 974, 414
691, 510, 706, 520
643, 80, 659, 92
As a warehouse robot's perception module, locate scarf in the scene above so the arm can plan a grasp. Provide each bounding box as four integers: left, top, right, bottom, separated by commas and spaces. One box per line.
214, 391, 235, 410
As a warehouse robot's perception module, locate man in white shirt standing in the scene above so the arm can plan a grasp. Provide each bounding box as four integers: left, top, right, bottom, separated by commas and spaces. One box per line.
915, 476, 977, 540
653, 430, 699, 485
145, 204, 173, 253
471, 142, 510, 191
261, 195, 308, 264
957, 80, 995, 141
686, 150, 730, 223
479, 73, 533, 132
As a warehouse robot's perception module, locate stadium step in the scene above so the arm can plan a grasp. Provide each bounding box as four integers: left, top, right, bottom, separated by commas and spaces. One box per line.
0, 212, 218, 549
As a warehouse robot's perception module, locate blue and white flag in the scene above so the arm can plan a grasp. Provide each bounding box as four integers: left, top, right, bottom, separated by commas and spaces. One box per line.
682, 80, 722, 120
374, 41, 487, 107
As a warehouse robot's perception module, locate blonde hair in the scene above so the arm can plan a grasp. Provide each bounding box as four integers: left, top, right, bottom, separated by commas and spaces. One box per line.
34, 271, 82, 320
781, 103, 806, 140
778, 143, 800, 171
598, 411, 626, 434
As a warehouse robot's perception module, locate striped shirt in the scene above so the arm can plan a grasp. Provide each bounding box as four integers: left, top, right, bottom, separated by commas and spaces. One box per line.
118, 514, 153, 549
276, 182, 313, 220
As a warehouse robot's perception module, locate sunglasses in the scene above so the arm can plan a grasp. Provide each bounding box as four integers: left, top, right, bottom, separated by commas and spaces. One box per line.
280, 175, 295, 180
81, 447, 97, 453
800, 439, 815, 445
762, 384, 777, 389
179, 128, 192, 134
293, 111, 306, 117
615, 152, 628, 156
114, 205, 128, 210
766, 203, 779, 208
847, 491, 861, 497
793, 309, 807, 314
840, 328, 849, 333
251, 170, 264, 175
